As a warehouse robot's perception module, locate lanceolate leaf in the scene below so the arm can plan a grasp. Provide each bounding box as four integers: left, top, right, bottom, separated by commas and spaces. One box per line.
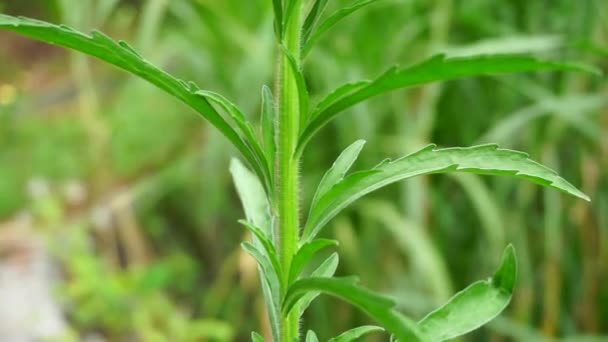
302, 0, 330, 45
281, 45, 310, 127
284, 277, 424, 341
230, 159, 272, 236
296, 54, 600, 154
417, 245, 517, 341
310, 140, 366, 210
271, 0, 283, 37
260, 86, 277, 179
289, 239, 338, 283
304, 144, 589, 241
242, 242, 282, 340
239, 220, 284, 293
302, 0, 380, 57
297, 252, 340, 315
0, 15, 271, 193
328, 325, 385, 342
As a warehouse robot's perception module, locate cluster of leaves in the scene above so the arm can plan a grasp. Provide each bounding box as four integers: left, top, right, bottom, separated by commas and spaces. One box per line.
0, 0, 597, 340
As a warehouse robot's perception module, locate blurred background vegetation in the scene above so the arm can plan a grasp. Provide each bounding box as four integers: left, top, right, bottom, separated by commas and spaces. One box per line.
0, 0, 606, 341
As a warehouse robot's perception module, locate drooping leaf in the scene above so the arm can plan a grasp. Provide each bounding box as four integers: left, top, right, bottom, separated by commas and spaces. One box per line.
302, 0, 380, 57
310, 140, 366, 210
328, 325, 385, 342
297, 54, 600, 154
417, 245, 517, 341
260, 86, 277, 179
304, 144, 590, 241
251, 331, 266, 342
0, 15, 271, 193
289, 239, 338, 283
306, 330, 319, 342
284, 277, 424, 341
302, 0, 330, 45
297, 252, 340, 315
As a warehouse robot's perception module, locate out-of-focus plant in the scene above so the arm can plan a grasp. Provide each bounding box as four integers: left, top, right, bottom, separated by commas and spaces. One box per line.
0, 0, 599, 340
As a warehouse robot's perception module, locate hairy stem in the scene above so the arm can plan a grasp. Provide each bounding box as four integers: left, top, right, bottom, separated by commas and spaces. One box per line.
277, 1, 303, 341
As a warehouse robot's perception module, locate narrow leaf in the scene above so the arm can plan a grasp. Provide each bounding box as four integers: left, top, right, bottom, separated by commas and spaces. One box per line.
289, 239, 338, 283
239, 220, 284, 294
271, 0, 283, 37
302, 0, 379, 57
304, 144, 590, 241
230, 159, 271, 236
302, 0, 330, 45
328, 325, 385, 342
241, 242, 282, 341
260, 86, 277, 179
242, 242, 282, 301
284, 277, 424, 341
0, 15, 271, 193
417, 245, 517, 341
311, 140, 366, 210
198, 90, 271, 187
297, 252, 340, 315
281, 45, 310, 127
297, 54, 600, 154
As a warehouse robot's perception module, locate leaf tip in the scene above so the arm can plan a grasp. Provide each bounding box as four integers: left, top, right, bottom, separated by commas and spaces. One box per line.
491, 244, 517, 292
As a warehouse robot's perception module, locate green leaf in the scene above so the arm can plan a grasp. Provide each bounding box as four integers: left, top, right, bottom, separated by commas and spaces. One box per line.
306, 330, 319, 342
251, 331, 266, 342
242, 242, 282, 341
304, 144, 590, 241
230, 159, 271, 236
302, 0, 330, 45
280, 45, 310, 127
302, 0, 380, 57
239, 220, 284, 293
260, 86, 277, 180
283, 0, 299, 33
297, 54, 600, 154
0, 14, 270, 193
417, 245, 517, 341
289, 239, 338, 283
284, 277, 424, 341
297, 252, 340, 315
310, 140, 366, 210
271, 0, 283, 37
328, 325, 385, 342
198, 90, 271, 188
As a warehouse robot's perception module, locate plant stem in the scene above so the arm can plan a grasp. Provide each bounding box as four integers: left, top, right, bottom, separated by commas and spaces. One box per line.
277, 1, 303, 341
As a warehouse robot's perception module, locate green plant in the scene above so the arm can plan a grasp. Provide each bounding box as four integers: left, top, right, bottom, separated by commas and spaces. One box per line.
0, 0, 597, 340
